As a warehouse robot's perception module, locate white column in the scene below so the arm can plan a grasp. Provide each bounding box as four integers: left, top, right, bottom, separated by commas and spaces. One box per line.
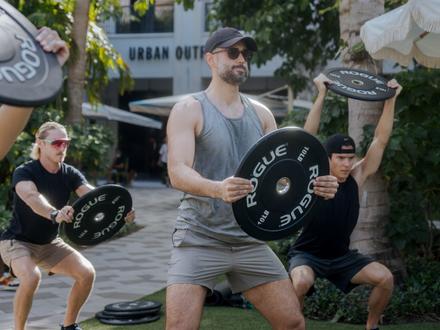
172, 2, 206, 94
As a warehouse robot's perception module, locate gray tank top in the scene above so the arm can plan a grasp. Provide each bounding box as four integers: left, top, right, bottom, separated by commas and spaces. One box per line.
175, 91, 264, 244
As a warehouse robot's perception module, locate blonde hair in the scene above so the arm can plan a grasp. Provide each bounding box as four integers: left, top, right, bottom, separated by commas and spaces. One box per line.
30, 121, 67, 160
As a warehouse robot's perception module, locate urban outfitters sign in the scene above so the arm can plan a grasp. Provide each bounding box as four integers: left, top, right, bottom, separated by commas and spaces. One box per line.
129, 45, 205, 61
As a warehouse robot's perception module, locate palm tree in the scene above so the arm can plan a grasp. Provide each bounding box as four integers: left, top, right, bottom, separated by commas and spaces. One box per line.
66, 0, 91, 124
339, 0, 406, 280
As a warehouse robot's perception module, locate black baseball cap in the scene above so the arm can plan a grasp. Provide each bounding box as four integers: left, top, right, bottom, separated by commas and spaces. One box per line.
324, 133, 356, 157
204, 27, 257, 54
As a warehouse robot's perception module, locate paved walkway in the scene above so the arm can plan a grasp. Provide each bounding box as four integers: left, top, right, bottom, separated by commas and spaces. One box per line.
0, 182, 181, 330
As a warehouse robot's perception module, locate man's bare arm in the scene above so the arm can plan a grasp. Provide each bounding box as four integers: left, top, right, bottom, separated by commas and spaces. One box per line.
352, 79, 402, 187
304, 74, 331, 135
15, 181, 73, 223
167, 99, 252, 203
249, 99, 277, 134
75, 183, 95, 197
0, 106, 33, 160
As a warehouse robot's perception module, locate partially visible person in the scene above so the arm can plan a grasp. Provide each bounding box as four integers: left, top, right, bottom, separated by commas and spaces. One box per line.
0, 27, 69, 161
288, 73, 402, 330
107, 149, 128, 184
0, 121, 135, 330
157, 137, 169, 186
146, 136, 158, 176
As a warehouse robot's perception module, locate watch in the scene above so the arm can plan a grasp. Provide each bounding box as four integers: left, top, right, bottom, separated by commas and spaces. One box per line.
50, 210, 59, 224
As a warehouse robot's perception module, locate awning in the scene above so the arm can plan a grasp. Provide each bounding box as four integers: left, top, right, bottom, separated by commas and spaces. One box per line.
128, 90, 312, 119
129, 95, 193, 117
82, 102, 163, 129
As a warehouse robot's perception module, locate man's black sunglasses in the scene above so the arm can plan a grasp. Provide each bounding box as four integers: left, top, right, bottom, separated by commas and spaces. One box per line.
212, 47, 253, 62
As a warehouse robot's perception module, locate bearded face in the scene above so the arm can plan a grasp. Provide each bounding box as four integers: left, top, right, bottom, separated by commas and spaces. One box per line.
209, 42, 251, 86
218, 61, 249, 85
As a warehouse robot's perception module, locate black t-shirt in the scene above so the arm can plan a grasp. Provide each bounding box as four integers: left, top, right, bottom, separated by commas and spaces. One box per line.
290, 175, 360, 259
1, 160, 87, 244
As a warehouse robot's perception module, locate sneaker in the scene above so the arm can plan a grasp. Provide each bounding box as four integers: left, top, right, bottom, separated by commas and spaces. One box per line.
0, 273, 12, 285
0, 273, 19, 290
3, 279, 19, 291
61, 323, 82, 330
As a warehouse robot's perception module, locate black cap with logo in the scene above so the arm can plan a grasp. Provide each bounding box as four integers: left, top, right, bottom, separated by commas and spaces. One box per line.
324, 133, 356, 157
204, 27, 257, 54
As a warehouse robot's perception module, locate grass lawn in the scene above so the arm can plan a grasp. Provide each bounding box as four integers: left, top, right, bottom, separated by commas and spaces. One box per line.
81, 289, 439, 330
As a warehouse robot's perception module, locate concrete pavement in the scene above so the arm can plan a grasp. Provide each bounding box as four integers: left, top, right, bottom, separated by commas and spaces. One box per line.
0, 181, 181, 330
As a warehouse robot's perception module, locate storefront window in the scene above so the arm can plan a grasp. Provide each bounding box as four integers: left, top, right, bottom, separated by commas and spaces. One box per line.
117, 0, 174, 33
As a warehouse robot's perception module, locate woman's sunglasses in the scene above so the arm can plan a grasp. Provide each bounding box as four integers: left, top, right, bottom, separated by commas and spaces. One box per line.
212, 47, 253, 62
41, 138, 71, 148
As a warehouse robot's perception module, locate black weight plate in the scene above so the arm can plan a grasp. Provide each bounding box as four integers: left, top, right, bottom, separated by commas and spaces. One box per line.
96, 314, 160, 325
95, 306, 161, 319
232, 127, 329, 241
101, 305, 161, 317
325, 67, 395, 101
104, 300, 162, 313
64, 185, 132, 246
204, 290, 224, 306
0, 0, 63, 106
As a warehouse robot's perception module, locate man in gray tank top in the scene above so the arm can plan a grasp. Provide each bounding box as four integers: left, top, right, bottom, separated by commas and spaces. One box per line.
165, 27, 339, 330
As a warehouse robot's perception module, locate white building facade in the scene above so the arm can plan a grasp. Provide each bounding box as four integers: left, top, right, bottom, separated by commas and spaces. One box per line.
102, 0, 287, 176
104, 0, 286, 100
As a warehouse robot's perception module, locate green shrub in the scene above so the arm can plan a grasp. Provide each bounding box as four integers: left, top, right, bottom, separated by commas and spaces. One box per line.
358, 69, 440, 259
0, 185, 12, 231
301, 258, 440, 324
66, 123, 114, 182
385, 257, 440, 323
281, 92, 348, 138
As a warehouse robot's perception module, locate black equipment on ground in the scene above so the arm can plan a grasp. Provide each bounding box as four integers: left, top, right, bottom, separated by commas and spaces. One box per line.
95, 300, 162, 325
205, 281, 252, 309
104, 300, 162, 313
95, 314, 160, 325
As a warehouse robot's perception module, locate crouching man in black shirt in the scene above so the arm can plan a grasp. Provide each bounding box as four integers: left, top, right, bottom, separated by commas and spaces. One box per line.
288, 74, 402, 330
0, 121, 135, 330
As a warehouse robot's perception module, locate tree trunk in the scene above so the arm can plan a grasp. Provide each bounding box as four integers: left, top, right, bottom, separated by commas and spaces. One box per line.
339, 0, 407, 281
66, 0, 91, 124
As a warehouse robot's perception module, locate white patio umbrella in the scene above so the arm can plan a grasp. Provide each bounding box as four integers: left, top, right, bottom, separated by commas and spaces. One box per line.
360, 0, 440, 68
129, 90, 312, 119
82, 102, 162, 129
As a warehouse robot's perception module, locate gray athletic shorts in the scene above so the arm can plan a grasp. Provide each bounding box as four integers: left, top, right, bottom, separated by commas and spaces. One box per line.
167, 229, 288, 293
288, 249, 373, 293
0, 237, 75, 274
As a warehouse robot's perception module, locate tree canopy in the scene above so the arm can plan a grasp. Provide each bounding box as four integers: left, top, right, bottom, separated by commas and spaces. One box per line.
191, 0, 408, 94
208, 0, 340, 94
